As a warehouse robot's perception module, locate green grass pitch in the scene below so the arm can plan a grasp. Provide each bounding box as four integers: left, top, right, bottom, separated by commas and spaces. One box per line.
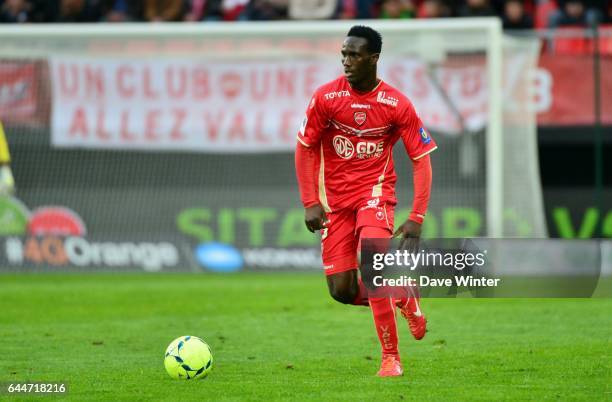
0, 273, 610, 401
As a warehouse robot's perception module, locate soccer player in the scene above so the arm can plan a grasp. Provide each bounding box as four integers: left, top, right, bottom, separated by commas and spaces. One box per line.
0, 121, 15, 195
294, 26, 436, 377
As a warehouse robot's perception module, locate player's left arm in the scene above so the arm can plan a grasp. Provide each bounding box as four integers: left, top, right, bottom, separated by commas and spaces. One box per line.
393, 99, 437, 244
394, 154, 432, 240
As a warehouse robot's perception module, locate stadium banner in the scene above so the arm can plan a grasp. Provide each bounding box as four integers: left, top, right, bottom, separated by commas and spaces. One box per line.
2, 232, 610, 297
0, 62, 41, 126
45, 54, 612, 149
536, 54, 612, 126
48, 56, 517, 151
543, 189, 612, 238
0, 195, 190, 272
0, 235, 189, 273
0, 193, 544, 272
0, 194, 324, 273
1, 190, 610, 276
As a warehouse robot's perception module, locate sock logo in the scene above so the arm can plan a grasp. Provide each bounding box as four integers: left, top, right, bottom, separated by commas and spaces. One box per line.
380, 325, 393, 350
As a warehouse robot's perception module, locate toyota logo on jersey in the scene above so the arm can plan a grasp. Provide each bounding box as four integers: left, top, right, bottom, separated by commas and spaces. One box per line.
333, 135, 355, 159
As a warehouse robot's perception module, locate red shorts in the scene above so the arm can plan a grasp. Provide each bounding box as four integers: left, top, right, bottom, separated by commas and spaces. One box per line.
321, 198, 394, 276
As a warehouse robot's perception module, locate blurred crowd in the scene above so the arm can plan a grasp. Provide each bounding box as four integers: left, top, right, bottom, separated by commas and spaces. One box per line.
1, 0, 611, 30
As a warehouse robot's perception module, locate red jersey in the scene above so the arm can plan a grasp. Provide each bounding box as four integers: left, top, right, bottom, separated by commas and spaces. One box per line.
297, 76, 437, 212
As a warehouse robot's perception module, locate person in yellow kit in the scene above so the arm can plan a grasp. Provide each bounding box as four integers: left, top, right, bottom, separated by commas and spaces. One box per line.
0, 121, 15, 195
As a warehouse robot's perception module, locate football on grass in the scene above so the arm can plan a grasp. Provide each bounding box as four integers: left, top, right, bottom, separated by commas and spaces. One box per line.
164, 336, 213, 380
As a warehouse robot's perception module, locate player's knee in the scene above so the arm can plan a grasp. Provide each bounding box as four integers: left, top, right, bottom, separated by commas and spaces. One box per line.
328, 286, 357, 305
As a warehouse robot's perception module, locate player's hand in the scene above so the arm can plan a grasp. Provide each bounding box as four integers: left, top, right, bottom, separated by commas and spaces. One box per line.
393, 219, 421, 253
304, 204, 327, 233
0, 165, 15, 196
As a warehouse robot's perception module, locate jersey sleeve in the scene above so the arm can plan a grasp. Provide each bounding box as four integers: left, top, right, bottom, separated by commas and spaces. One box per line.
397, 100, 437, 160
296, 90, 328, 148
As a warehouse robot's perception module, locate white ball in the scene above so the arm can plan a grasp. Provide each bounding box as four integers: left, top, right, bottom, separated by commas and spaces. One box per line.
164, 336, 213, 380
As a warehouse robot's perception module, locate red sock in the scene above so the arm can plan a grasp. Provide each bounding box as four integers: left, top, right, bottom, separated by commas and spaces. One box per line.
352, 277, 369, 306
369, 297, 399, 356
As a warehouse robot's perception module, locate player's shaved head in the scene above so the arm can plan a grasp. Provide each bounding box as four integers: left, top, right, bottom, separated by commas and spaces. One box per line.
342, 26, 381, 91
346, 25, 382, 55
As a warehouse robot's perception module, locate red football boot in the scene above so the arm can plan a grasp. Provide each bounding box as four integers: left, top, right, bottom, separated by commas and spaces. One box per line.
377, 354, 403, 377
399, 297, 427, 340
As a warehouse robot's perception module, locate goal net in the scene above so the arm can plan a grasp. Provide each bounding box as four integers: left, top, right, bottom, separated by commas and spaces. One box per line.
0, 20, 546, 270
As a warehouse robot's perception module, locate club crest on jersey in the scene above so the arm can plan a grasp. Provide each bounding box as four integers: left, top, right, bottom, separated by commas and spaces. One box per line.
419, 127, 431, 144
354, 111, 367, 126
333, 135, 355, 159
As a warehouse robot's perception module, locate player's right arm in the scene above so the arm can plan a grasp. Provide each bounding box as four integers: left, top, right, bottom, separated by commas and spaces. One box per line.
295, 92, 329, 233
0, 121, 15, 195
295, 144, 326, 232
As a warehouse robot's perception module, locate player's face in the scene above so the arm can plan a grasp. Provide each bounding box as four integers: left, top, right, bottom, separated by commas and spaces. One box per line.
341, 37, 379, 86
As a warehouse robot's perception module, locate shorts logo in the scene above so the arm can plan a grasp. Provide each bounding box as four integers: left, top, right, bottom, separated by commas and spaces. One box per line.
360, 198, 383, 212
333, 135, 354, 159
419, 127, 431, 144
354, 111, 367, 126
